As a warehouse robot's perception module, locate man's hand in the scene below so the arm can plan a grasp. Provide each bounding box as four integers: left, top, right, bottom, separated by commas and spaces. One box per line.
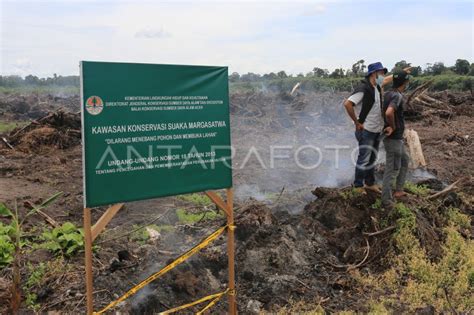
384, 126, 394, 136
356, 122, 364, 131
403, 66, 413, 74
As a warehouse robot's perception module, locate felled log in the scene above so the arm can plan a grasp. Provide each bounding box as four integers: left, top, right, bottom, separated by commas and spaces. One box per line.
406, 80, 433, 109
404, 129, 427, 169
290, 82, 301, 95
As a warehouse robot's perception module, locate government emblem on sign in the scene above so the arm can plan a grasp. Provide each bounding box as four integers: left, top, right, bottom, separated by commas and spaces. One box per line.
85, 96, 104, 115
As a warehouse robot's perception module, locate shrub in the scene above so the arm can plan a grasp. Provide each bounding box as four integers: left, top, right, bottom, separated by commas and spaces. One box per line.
361, 203, 474, 311
40, 222, 84, 256
0, 222, 15, 267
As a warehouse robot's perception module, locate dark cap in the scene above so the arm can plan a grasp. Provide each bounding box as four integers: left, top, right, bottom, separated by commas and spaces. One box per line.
393, 71, 411, 88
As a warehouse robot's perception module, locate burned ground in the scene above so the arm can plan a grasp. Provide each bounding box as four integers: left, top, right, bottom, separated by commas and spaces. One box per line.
0, 88, 473, 313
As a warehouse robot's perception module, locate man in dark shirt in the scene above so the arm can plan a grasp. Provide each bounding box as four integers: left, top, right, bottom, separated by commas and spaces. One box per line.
381, 71, 411, 207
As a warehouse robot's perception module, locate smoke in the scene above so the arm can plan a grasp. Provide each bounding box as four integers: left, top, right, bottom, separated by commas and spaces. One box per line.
230, 89, 358, 209
409, 168, 437, 181
235, 184, 268, 201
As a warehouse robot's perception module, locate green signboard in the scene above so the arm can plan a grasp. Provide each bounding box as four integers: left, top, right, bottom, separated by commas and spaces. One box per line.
80, 61, 232, 207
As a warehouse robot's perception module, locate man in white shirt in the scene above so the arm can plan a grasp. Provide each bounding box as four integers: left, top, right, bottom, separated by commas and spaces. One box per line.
343, 62, 388, 192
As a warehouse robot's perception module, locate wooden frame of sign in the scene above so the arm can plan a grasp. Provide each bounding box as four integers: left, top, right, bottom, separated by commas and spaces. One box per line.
83, 188, 236, 314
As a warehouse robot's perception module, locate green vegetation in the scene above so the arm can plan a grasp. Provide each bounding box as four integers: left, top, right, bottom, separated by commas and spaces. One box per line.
268, 299, 325, 314
0, 74, 78, 88
129, 224, 174, 244
404, 182, 431, 197
371, 198, 382, 210
0, 192, 62, 268
367, 302, 390, 314
153, 224, 174, 233
230, 59, 473, 93
177, 193, 214, 207
230, 73, 472, 94
23, 262, 47, 311
0, 85, 79, 95
176, 207, 223, 224
0, 120, 28, 133
393, 202, 417, 233
22, 258, 69, 311
0, 221, 15, 267
39, 222, 84, 256
2, 59, 471, 96
445, 207, 471, 230
340, 187, 365, 200
129, 224, 151, 244
357, 203, 474, 312
0, 193, 62, 313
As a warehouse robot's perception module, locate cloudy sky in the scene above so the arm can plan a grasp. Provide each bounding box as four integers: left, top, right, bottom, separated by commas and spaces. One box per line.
0, 0, 472, 77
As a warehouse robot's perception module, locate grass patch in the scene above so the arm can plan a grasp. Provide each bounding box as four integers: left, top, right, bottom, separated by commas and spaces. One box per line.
0, 120, 28, 133
129, 224, 174, 244
394, 202, 417, 233
445, 207, 470, 230
340, 187, 364, 200
23, 262, 47, 311
371, 198, 382, 210
23, 257, 69, 311
151, 224, 174, 233
367, 301, 390, 314
177, 193, 213, 207
268, 299, 325, 314
176, 208, 223, 224
355, 202, 474, 312
404, 182, 430, 197
129, 224, 150, 244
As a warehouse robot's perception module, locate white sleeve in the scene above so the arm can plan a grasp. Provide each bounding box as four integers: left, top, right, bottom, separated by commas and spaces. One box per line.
347, 92, 364, 106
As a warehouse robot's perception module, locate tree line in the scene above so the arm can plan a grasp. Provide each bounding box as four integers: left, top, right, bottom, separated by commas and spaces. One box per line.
230, 59, 473, 83
0, 59, 472, 87
0, 74, 79, 87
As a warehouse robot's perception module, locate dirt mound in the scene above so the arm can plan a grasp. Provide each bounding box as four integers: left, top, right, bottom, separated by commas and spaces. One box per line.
95, 179, 471, 314
3, 111, 81, 152
0, 93, 79, 119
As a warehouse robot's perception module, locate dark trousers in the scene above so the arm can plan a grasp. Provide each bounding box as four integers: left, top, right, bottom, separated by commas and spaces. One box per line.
354, 129, 381, 187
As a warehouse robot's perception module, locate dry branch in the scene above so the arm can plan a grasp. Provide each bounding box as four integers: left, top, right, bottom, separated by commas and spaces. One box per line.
1, 137, 14, 149
326, 238, 370, 271
427, 178, 465, 200
406, 80, 433, 107
363, 225, 396, 237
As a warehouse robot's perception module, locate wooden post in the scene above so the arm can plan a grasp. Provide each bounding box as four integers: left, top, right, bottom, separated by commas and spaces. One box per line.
83, 207, 94, 315
226, 188, 236, 314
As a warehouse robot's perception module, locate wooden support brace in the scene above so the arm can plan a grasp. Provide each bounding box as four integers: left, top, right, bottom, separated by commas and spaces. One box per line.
205, 191, 230, 217
91, 203, 124, 242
